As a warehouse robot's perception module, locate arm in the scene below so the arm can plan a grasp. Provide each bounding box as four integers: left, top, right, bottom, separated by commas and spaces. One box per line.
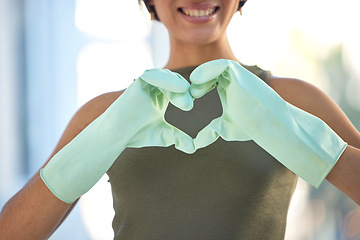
0, 91, 122, 240
270, 77, 360, 205
327, 145, 360, 205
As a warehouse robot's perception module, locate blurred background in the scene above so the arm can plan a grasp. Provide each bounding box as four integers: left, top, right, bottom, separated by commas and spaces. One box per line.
0, 0, 359, 239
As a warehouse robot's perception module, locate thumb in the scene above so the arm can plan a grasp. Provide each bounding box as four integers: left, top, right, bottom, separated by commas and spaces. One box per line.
162, 123, 196, 154
139, 68, 194, 111
140, 68, 190, 93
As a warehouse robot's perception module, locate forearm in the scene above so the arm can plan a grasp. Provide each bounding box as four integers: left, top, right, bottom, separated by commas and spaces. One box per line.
0, 91, 126, 239
326, 145, 360, 206
0, 172, 73, 240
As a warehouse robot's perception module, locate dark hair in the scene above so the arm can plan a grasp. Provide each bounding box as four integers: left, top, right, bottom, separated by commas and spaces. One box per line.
238, 0, 247, 9
139, 0, 247, 21
139, 0, 159, 20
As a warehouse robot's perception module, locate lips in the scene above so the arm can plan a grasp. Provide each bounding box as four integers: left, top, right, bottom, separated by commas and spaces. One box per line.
178, 4, 219, 23
179, 6, 218, 17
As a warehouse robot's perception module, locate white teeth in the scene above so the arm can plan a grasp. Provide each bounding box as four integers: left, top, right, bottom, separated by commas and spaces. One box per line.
182, 7, 215, 17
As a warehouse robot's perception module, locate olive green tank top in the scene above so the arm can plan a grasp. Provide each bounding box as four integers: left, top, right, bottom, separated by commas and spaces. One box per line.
107, 65, 298, 240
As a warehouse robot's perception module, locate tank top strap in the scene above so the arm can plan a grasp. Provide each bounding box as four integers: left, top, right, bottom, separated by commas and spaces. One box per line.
242, 64, 271, 85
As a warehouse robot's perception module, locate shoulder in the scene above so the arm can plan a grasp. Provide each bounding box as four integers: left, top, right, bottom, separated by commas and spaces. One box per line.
75, 90, 125, 130
48, 90, 125, 160
268, 76, 328, 115
268, 76, 360, 147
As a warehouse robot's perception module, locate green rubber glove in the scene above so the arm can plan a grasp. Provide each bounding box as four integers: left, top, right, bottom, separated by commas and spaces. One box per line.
40, 68, 195, 204
41, 59, 348, 203
190, 59, 347, 188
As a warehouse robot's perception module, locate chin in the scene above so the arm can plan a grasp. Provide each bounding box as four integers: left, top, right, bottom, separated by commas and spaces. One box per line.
181, 30, 223, 45
189, 37, 217, 45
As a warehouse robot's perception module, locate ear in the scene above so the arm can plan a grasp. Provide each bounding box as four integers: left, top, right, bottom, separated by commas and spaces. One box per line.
147, 0, 159, 21
238, 0, 246, 15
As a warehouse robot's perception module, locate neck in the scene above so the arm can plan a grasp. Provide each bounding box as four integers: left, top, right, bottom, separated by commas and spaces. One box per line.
165, 35, 238, 70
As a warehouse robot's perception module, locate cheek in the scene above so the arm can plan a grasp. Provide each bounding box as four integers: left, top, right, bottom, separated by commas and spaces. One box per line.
224, 0, 240, 15
221, 4, 239, 26
153, 0, 174, 21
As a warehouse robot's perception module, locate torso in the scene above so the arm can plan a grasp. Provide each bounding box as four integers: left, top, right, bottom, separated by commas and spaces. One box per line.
106, 65, 298, 240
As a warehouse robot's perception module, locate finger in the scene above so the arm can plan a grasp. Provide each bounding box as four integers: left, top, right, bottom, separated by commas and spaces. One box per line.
193, 117, 250, 149
190, 59, 230, 84
140, 68, 190, 93
190, 79, 218, 99
189, 59, 230, 98
159, 88, 194, 111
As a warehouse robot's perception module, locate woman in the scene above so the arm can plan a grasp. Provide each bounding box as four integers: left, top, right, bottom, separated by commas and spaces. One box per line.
0, 0, 359, 239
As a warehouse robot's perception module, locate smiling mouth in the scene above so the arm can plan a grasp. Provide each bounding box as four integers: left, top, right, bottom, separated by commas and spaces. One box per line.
178, 6, 219, 17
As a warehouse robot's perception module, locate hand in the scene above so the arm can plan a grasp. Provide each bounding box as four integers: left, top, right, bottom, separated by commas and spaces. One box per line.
190, 59, 348, 187
40, 68, 195, 203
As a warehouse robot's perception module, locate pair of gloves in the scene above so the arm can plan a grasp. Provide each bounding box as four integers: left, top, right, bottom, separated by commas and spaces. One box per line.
40, 59, 347, 204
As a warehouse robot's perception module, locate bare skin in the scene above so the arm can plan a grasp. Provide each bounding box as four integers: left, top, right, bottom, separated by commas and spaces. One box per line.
1, 73, 359, 240
1, 0, 360, 238
269, 77, 360, 205
0, 91, 123, 239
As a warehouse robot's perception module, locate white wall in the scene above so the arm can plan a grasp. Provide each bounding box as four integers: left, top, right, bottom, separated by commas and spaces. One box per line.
0, 0, 25, 206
